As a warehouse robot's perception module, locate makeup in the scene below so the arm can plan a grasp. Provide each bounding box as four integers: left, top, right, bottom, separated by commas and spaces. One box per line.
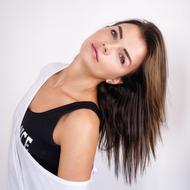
91, 43, 99, 62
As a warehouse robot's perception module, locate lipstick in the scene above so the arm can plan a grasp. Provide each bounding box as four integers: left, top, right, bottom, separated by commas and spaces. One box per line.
91, 43, 99, 62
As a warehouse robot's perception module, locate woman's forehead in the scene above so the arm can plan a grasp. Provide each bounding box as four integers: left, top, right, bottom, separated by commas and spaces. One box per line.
116, 24, 147, 65
114, 23, 142, 38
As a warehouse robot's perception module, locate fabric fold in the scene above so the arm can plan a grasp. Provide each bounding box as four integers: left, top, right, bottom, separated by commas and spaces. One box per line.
7, 62, 98, 190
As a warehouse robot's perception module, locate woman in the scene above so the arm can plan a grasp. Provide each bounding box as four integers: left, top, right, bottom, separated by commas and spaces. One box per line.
7, 18, 167, 190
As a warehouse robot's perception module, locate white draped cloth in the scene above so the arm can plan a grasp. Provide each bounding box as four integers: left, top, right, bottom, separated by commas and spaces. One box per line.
7, 62, 98, 190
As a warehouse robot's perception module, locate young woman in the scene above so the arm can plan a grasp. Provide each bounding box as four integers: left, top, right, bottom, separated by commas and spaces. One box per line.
7, 19, 167, 190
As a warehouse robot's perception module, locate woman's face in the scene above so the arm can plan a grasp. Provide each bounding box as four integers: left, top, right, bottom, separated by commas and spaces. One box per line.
79, 23, 147, 83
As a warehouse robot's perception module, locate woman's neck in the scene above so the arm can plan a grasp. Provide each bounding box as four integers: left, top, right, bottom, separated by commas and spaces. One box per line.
53, 54, 103, 100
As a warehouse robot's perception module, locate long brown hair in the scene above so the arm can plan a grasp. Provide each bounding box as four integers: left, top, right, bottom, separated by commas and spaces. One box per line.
97, 19, 168, 185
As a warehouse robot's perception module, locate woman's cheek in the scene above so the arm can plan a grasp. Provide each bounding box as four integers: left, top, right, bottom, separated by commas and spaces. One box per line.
101, 59, 121, 78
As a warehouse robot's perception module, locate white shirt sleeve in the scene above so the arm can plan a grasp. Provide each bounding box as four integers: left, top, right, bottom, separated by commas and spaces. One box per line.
7, 62, 98, 190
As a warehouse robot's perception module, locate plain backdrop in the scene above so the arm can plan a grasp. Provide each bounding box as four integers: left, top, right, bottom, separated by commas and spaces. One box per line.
0, 0, 190, 189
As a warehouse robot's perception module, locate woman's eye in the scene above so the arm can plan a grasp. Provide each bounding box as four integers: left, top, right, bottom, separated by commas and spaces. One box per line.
119, 53, 125, 64
110, 29, 125, 64
111, 29, 118, 39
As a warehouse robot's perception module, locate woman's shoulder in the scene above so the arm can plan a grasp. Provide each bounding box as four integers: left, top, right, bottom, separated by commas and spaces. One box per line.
56, 108, 100, 181
68, 108, 100, 126
56, 107, 100, 144
63, 107, 100, 133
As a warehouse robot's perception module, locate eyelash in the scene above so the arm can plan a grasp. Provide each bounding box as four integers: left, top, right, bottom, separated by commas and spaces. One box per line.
110, 29, 125, 65
111, 29, 118, 39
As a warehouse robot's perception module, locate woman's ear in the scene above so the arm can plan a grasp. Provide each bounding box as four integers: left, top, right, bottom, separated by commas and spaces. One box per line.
106, 78, 123, 85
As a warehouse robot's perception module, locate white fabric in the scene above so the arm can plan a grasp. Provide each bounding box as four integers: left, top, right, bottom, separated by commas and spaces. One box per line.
7, 62, 98, 190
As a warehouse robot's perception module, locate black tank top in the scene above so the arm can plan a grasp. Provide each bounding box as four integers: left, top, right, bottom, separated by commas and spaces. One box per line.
20, 101, 101, 175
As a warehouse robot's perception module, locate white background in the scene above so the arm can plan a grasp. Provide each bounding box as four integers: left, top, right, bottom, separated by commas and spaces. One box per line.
0, 0, 190, 189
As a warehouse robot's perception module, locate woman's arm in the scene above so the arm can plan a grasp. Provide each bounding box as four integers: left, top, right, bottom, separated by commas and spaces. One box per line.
57, 109, 100, 181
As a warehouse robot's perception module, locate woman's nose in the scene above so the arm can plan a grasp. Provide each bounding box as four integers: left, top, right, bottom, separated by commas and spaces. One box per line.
102, 43, 117, 55
102, 43, 109, 55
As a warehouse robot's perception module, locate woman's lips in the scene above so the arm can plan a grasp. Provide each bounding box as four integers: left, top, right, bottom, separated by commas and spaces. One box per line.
91, 43, 99, 62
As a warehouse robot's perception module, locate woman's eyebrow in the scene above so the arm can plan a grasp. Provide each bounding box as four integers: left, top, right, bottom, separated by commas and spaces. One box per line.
118, 25, 123, 39
117, 25, 132, 64
124, 49, 132, 64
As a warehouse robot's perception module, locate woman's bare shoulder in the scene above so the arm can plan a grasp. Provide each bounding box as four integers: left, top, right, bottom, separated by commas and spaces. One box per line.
59, 108, 100, 141
56, 109, 100, 181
